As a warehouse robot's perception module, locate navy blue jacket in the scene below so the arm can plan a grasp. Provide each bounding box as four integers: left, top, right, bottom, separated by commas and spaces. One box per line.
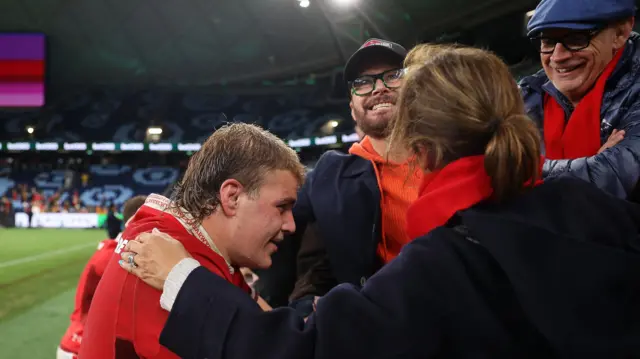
254, 150, 382, 309
160, 178, 640, 359
520, 33, 640, 199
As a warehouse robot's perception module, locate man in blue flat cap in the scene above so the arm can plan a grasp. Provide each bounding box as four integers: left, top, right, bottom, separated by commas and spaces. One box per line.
520, 0, 640, 200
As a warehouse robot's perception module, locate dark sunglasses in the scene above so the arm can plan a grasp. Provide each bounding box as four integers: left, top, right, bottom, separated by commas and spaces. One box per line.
349, 68, 405, 96
529, 29, 602, 54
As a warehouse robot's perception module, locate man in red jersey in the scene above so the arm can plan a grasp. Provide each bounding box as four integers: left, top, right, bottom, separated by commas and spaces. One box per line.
79, 123, 305, 359
56, 195, 148, 359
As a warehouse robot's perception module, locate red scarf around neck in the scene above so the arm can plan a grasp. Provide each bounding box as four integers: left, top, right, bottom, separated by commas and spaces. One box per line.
406, 155, 544, 239
543, 47, 625, 159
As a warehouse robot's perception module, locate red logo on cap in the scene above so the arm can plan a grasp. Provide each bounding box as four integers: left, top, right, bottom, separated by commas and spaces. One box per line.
362, 40, 392, 49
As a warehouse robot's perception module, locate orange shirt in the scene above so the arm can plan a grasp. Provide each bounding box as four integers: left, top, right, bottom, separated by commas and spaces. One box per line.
350, 137, 422, 263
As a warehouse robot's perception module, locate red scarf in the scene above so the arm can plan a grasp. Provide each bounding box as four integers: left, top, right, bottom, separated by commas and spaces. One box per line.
406, 155, 544, 239
543, 47, 625, 159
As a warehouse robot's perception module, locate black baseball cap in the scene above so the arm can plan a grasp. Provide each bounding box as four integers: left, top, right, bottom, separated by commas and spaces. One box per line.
343, 38, 408, 84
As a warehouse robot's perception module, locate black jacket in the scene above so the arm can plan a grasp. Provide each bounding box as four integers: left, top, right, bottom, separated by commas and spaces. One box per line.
255, 150, 383, 309
105, 210, 122, 239
160, 178, 640, 358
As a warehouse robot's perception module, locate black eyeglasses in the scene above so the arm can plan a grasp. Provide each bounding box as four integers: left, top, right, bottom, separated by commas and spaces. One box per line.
349, 68, 405, 96
529, 29, 602, 54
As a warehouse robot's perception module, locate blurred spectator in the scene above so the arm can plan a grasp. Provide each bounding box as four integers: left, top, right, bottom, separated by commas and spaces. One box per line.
95, 204, 107, 214
1, 196, 11, 212
0, 196, 13, 227
81, 172, 90, 187
31, 187, 41, 202
64, 170, 74, 190
23, 199, 32, 228
105, 204, 123, 239
31, 199, 42, 214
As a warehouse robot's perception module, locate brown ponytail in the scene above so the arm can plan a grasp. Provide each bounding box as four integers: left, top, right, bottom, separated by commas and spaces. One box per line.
484, 114, 541, 202
390, 44, 543, 202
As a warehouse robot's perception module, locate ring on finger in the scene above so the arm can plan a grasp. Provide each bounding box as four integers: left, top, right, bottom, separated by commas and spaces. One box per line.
128, 253, 137, 268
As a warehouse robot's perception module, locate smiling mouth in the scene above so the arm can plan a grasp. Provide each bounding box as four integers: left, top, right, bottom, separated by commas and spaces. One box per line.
368, 102, 394, 111
268, 238, 282, 247
555, 64, 581, 74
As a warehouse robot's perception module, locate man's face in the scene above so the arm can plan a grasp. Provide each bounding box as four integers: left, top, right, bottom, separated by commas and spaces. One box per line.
540, 21, 631, 104
350, 63, 403, 139
227, 170, 298, 269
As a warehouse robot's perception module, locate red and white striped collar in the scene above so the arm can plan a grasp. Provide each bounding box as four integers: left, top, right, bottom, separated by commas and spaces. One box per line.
143, 193, 234, 274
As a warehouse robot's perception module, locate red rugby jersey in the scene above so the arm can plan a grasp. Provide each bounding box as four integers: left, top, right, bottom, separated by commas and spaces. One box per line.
78, 194, 251, 359
59, 239, 117, 355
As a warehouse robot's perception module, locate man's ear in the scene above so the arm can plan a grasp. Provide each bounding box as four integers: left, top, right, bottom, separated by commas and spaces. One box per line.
219, 179, 243, 216
613, 17, 634, 50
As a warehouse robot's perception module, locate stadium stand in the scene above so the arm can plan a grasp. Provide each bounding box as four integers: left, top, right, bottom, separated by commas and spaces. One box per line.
0, 89, 352, 142
0, 163, 182, 229
3, 165, 178, 211
0, 86, 352, 229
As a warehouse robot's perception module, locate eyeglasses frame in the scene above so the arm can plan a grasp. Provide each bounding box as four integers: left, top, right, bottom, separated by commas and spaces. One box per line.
529, 28, 603, 55
349, 68, 405, 97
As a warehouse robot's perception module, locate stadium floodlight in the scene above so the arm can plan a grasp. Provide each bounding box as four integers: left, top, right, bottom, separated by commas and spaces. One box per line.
328, 120, 339, 128
299, 0, 310, 8
147, 127, 163, 135
331, 0, 356, 6
26, 126, 34, 134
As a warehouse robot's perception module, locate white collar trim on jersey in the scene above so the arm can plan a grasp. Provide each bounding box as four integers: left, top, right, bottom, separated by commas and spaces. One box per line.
143, 193, 234, 274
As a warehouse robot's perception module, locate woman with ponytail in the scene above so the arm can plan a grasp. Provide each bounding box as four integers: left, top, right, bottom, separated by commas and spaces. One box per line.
119, 45, 640, 359
392, 44, 548, 239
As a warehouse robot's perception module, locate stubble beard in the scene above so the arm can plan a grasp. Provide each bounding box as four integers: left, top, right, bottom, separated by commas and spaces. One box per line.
354, 112, 391, 140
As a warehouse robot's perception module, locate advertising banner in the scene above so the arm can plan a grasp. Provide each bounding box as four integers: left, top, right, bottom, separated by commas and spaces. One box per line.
15, 212, 99, 229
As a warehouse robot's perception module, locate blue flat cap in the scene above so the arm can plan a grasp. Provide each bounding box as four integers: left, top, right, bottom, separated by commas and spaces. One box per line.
527, 0, 636, 36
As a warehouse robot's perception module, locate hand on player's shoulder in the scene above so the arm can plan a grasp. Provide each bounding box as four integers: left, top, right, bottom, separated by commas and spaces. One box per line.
118, 228, 192, 290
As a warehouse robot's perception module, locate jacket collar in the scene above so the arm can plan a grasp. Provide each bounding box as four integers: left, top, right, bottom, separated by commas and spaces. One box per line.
341, 153, 376, 178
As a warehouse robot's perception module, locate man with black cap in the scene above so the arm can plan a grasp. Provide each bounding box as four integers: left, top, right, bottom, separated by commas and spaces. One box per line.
255, 38, 422, 316
520, 0, 640, 200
